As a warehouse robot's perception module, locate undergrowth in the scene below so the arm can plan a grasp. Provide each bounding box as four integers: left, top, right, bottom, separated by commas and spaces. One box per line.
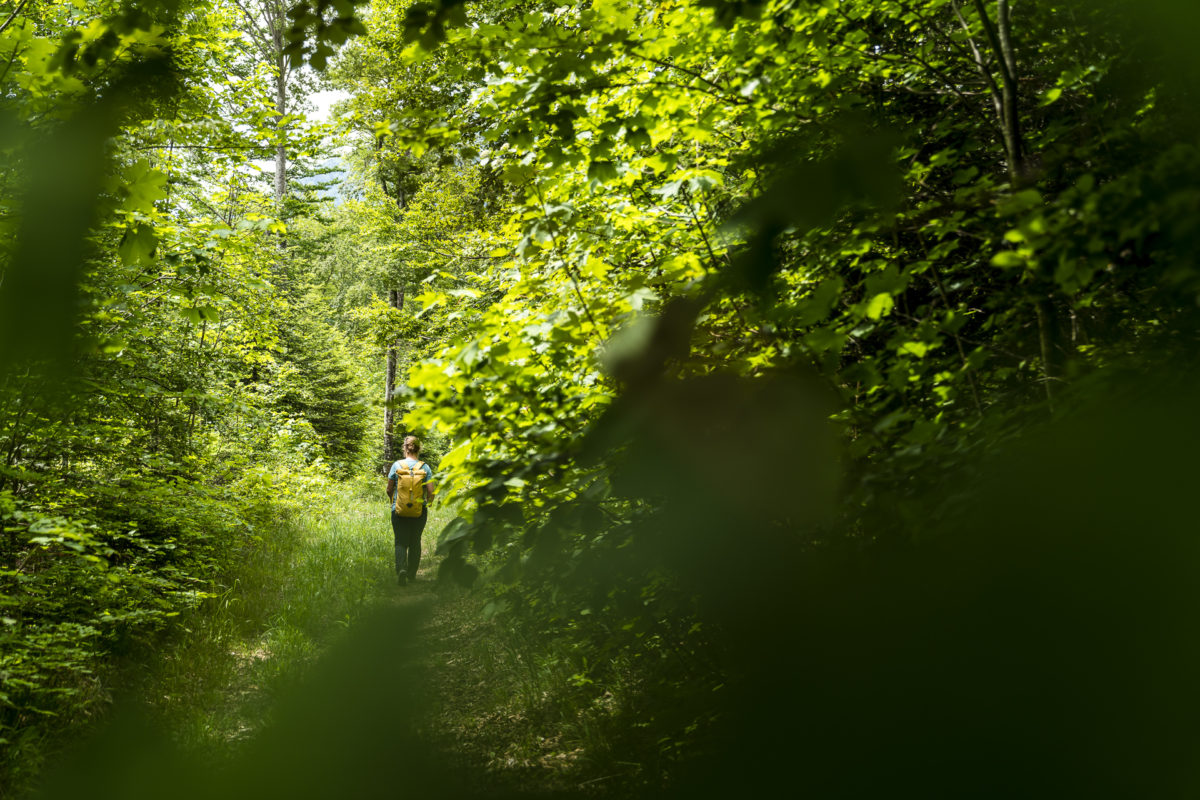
421, 584, 708, 797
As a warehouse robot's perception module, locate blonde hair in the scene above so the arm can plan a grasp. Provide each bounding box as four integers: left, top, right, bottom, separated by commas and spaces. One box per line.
402, 435, 421, 456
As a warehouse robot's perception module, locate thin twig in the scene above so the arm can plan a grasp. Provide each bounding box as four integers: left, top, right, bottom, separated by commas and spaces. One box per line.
0, 0, 30, 36
949, 0, 1004, 121
531, 181, 603, 335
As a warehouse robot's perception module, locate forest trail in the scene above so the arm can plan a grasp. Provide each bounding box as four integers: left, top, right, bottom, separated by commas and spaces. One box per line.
77, 490, 598, 799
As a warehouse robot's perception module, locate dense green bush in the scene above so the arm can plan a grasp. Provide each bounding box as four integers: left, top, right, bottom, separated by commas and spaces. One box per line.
0, 454, 338, 791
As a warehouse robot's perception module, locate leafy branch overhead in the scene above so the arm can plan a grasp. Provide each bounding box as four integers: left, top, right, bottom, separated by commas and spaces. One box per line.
283, 0, 370, 70
328, 0, 1200, 552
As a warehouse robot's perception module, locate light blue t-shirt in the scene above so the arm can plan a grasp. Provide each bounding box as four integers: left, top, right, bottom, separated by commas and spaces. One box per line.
389, 458, 434, 484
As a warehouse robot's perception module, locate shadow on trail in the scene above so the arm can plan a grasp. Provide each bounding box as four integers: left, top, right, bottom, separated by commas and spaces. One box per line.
34, 602, 501, 800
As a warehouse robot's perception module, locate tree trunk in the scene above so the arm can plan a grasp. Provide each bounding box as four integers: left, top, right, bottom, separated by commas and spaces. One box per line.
383, 288, 404, 469
271, 10, 288, 209
233, 2, 289, 205
1035, 296, 1064, 408
968, 0, 1025, 184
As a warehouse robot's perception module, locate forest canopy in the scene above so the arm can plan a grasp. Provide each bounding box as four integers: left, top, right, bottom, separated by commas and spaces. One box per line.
3, 0, 1200, 796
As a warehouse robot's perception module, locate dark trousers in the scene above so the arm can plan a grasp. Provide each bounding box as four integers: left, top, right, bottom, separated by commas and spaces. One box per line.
391, 509, 427, 578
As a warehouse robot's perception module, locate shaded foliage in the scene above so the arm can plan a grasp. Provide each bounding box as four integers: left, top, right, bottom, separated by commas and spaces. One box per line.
342, 0, 1200, 786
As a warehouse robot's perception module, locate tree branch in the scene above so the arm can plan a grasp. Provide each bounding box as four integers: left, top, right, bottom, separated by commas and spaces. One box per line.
967, 0, 1025, 181
949, 0, 1004, 122
0, 0, 30, 36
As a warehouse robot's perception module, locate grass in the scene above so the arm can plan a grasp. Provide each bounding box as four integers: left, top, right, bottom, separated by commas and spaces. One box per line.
98, 486, 671, 798
137, 483, 456, 761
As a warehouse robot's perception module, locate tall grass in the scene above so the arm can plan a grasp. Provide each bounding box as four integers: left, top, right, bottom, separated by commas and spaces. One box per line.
137, 482, 452, 760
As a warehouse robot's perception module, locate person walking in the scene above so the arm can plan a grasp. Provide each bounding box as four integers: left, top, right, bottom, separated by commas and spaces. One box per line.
386, 435, 435, 586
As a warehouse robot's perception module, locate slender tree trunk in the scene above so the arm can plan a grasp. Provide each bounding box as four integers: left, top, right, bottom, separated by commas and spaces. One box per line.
233, 1, 289, 205
951, 0, 1023, 182
988, 0, 1065, 398
956, 1, 1064, 398
383, 353, 396, 467
232, 1, 291, 261
383, 288, 404, 468
994, 1, 1025, 184
273, 49, 287, 207
1034, 297, 1064, 407
967, 0, 1025, 184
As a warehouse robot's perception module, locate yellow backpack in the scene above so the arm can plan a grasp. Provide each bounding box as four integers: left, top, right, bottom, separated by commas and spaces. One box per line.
393, 460, 427, 518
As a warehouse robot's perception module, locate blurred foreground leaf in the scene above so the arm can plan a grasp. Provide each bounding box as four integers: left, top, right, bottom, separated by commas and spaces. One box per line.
0, 54, 178, 378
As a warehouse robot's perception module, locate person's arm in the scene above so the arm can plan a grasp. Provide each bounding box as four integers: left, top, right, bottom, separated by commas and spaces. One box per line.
423, 465, 435, 503
386, 477, 396, 500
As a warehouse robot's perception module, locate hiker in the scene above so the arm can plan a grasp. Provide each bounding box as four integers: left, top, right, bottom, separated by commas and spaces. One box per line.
385, 435, 435, 586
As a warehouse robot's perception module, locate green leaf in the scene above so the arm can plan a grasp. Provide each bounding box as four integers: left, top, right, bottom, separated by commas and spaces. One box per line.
990, 251, 1025, 268
118, 224, 158, 266
587, 160, 619, 182
865, 292, 894, 320
996, 189, 1043, 216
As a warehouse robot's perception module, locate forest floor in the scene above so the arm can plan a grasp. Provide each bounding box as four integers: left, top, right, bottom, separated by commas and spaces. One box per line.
415, 585, 601, 797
